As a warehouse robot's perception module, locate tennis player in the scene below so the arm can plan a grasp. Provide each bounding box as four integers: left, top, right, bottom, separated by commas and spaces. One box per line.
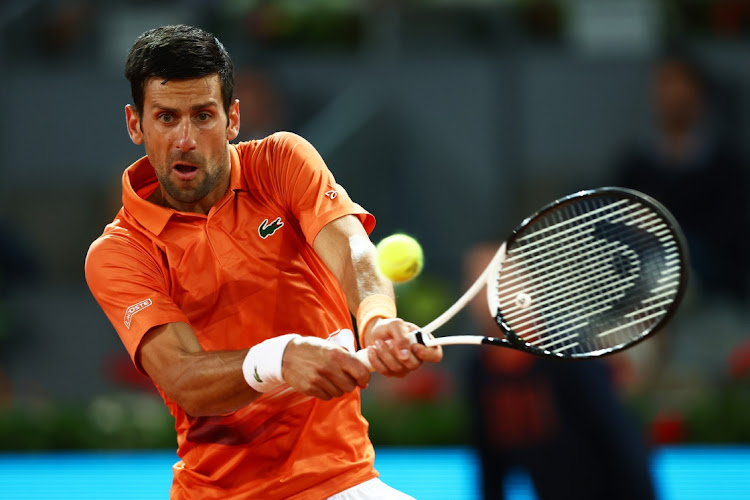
85, 24, 441, 499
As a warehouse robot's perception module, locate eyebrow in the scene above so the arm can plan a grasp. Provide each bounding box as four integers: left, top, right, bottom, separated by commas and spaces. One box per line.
151, 101, 219, 113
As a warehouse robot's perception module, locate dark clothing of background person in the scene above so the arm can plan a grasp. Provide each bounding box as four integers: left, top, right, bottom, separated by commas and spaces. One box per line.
614, 54, 750, 303
468, 348, 656, 500
614, 135, 750, 302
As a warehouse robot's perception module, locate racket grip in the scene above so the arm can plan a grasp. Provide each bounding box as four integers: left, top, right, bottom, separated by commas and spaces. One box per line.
354, 348, 373, 371
354, 330, 426, 372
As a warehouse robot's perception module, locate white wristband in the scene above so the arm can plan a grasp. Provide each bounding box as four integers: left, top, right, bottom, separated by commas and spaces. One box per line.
242, 334, 300, 393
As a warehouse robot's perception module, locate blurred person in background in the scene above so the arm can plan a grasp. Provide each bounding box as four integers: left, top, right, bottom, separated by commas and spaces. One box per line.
85, 24, 441, 499
233, 67, 284, 142
465, 243, 656, 500
614, 51, 750, 304
612, 51, 750, 430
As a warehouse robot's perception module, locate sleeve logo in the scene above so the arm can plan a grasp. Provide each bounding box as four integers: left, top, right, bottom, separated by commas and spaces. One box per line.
124, 299, 153, 329
324, 190, 338, 200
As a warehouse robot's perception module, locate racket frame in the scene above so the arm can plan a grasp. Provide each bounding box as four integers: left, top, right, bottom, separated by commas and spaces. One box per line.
411, 187, 689, 359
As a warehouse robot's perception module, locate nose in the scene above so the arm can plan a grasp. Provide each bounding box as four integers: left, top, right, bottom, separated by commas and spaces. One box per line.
174, 120, 197, 152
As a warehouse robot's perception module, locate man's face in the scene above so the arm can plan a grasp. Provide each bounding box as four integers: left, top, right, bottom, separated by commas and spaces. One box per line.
126, 74, 240, 211
653, 63, 702, 132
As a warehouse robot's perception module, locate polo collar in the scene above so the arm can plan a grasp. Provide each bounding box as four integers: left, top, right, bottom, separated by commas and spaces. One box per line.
122, 144, 244, 236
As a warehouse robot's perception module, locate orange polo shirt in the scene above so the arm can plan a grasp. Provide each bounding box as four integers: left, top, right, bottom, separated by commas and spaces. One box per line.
85, 132, 378, 499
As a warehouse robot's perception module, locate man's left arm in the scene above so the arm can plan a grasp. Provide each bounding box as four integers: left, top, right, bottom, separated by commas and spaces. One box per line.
313, 215, 442, 376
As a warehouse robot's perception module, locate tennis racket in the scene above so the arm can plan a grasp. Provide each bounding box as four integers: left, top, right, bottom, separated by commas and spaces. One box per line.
356, 187, 688, 367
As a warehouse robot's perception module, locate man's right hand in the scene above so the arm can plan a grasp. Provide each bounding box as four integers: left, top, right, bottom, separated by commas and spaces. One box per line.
282, 336, 371, 400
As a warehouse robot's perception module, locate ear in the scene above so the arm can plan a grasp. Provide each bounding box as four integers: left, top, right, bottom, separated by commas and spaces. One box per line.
125, 105, 144, 145
226, 99, 240, 141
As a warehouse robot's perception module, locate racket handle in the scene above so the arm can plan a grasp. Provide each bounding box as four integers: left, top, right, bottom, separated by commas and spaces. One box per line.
354, 348, 373, 371
353, 330, 426, 372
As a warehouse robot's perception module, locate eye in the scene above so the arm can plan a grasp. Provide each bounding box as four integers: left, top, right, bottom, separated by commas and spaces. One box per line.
158, 113, 173, 123
196, 112, 211, 121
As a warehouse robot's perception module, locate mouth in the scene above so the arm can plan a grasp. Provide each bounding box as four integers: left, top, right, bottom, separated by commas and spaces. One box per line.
172, 163, 199, 180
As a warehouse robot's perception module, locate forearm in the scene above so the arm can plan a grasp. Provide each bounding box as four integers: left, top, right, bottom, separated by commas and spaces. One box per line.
163, 349, 258, 417
343, 233, 395, 310
139, 322, 261, 417
312, 217, 396, 344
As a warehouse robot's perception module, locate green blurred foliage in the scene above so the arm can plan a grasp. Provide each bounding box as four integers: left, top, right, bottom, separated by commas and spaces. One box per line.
686, 382, 750, 443
0, 394, 175, 451
391, 274, 455, 328
1, 382, 749, 450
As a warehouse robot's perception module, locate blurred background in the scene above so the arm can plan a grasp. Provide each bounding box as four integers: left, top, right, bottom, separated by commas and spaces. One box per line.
1, 0, 749, 499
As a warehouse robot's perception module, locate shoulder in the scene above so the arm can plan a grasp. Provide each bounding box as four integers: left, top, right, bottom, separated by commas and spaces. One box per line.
85, 219, 160, 281
236, 132, 320, 165
234, 132, 327, 194
265, 131, 316, 151
86, 226, 138, 262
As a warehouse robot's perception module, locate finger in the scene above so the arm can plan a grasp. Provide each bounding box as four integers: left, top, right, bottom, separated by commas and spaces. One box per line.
412, 343, 443, 364
373, 339, 409, 374
387, 322, 417, 354
385, 339, 421, 370
318, 350, 365, 395
365, 346, 391, 375
297, 382, 334, 401
326, 369, 361, 395
309, 375, 344, 400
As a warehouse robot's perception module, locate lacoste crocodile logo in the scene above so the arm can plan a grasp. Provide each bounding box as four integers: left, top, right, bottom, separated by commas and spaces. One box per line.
259, 217, 284, 239
253, 366, 263, 383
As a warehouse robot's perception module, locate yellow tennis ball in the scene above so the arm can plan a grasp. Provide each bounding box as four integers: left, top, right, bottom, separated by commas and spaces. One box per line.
376, 234, 424, 283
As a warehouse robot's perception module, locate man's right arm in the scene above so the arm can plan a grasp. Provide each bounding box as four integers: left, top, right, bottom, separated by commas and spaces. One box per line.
86, 236, 370, 418
137, 322, 254, 417
137, 322, 372, 417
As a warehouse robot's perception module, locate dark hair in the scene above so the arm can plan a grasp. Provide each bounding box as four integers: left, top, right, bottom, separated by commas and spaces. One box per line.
125, 25, 234, 116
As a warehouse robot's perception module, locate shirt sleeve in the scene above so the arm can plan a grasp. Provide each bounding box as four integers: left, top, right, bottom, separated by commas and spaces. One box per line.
268, 132, 376, 244
85, 231, 190, 373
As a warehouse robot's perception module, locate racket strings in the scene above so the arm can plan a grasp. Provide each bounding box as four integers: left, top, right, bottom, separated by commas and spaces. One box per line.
514, 198, 630, 243
498, 221, 666, 318
547, 258, 678, 349
499, 231, 646, 298
500, 212, 667, 287
494, 196, 683, 356
553, 211, 680, 352
504, 203, 665, 275
506, 274, 638, 330
500, 253, 640, 330
513, 200, 652, 250
502, 228, 679, 325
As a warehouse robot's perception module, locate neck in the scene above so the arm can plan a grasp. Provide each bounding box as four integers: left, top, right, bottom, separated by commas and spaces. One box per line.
661, 125, 700, 164
148, 168, 231, 215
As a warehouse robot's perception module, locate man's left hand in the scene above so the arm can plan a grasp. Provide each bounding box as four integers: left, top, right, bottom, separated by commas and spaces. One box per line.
361, 318, 443, 377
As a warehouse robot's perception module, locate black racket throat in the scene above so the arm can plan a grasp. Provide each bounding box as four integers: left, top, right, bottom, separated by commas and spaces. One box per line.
487, 325, 617, 359
480, 336, 512, 348
485, 322, 571, 358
